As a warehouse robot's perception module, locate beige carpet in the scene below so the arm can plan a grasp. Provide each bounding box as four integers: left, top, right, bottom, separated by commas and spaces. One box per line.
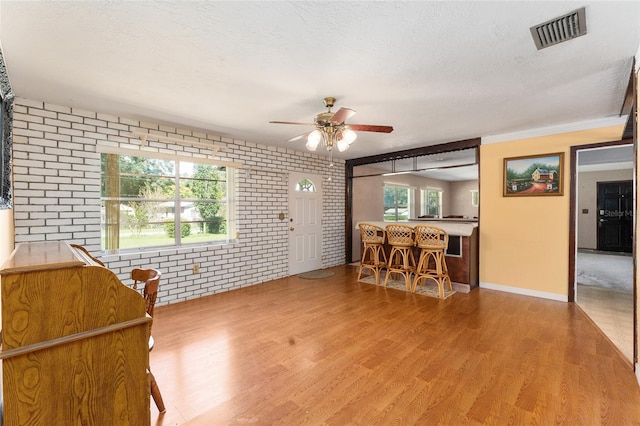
298, 269, 335, 279
359, 274, 456, 299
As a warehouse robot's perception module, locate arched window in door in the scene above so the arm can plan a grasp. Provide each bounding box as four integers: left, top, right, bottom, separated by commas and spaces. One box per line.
296, 178, 316, 192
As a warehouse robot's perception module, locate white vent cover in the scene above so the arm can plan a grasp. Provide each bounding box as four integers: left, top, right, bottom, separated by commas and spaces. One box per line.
530, 8, 587, 50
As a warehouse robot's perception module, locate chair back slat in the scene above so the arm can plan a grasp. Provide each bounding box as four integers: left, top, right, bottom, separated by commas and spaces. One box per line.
414, 225, 448, 249
386, 224, 415, 247
131, 268, 161, 334
359, 223, 385, 244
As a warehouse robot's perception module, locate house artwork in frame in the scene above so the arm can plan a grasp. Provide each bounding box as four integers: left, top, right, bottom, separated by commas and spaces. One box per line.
503, 152, 564, 197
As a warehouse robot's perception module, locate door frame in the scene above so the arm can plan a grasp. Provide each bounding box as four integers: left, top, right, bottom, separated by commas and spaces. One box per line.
288, 172, 323, 275
568, 139, 635, 362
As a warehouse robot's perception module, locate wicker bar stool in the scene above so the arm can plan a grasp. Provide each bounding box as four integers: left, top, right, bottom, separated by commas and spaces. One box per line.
384, 224, 416, 290
412, 225, 452, 298
357, 223, 387, 284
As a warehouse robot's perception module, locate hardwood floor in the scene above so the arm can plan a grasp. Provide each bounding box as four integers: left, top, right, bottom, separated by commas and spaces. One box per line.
149, 265, 640, 425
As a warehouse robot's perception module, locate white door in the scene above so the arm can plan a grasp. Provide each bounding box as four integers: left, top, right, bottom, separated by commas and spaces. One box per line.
288, 172, 323, 275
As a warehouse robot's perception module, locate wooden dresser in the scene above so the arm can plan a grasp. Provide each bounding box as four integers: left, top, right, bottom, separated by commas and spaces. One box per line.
0, 241, 151, 425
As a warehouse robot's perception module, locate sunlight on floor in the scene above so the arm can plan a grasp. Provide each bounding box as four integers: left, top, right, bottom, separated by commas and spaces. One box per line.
576, 251, 633, 363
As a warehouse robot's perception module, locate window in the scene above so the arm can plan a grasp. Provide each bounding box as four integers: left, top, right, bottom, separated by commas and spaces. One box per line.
101, 152, 236, 253
384, 185, 412, 221
471, 190, 479, 207
420, 188, 442, 217
296, 178, 316, 192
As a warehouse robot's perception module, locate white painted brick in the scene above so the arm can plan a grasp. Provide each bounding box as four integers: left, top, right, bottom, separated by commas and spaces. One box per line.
45, 132, 72, 142
72, 108, 97, 119
120, 117, 140, 126
13, 128, 44, 138
14, 112, 43, 124
72, 123, 97, 132
58, 113, 84, 124
45, 103, 71, 114
18, 98, 44, 108
59, 128, 84, 137
12, 98, 345, 306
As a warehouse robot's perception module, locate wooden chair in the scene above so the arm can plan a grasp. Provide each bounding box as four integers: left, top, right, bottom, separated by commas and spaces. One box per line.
357, 223, 387, 284
384, 224, 416, 290
132, 268, 166, 414
412, 225, 452, 298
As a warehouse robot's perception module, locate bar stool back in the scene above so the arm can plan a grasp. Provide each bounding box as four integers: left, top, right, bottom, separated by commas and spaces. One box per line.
357, 223, 387, 284
384, 224, 416, 290
412, 225, 452, 298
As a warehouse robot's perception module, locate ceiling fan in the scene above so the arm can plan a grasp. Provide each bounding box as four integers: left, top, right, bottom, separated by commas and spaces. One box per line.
270, 97, 393, 153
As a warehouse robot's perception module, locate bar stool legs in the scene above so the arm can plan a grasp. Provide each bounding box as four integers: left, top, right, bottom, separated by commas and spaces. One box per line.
385, 245, 415, 290
413, 248, 452, 297
357, 240, 387, 284
384, 224, 417, 291
413, 225, 452, 298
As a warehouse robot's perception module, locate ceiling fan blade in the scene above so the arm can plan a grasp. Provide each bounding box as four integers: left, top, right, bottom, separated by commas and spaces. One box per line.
288, 131, 313, 142
269, 121, 316, 126
329, 107, 356, 124
348, 124, 394, 133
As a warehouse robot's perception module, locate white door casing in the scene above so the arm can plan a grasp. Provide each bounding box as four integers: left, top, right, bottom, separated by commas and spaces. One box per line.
288, 172, 323, 275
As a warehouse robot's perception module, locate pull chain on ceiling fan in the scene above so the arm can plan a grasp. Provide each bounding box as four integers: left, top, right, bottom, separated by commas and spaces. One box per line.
270, 97, 393, 155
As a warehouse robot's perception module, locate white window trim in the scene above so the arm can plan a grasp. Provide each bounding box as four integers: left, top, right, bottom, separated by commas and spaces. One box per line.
420, 187, 443, 217
471, 190, 479, 207
99, 146, 240, 253
384, 184, 414, 222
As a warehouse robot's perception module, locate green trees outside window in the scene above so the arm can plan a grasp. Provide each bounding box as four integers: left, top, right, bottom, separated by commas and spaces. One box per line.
101, 153, 234, 252
421, 188, 442, 217
384, 185, 411, 221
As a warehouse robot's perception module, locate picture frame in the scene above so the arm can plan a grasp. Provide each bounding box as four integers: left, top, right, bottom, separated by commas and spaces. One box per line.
503, 152, 564, 197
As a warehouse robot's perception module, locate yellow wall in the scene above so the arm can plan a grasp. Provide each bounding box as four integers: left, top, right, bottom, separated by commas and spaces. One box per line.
479, 125, 624, 297
0, 208, 13, 265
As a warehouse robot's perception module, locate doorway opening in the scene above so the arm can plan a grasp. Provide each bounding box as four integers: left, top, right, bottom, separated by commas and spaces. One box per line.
572, 142, 634, 363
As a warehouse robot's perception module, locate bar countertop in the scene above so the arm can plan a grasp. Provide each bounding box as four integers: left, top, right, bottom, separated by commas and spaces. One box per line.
355, 220, 478, 237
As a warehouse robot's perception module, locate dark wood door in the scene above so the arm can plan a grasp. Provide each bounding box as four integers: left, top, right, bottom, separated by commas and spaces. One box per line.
597, 180, 633, 253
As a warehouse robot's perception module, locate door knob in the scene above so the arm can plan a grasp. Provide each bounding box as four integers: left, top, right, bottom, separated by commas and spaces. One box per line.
290, 227, 295, 231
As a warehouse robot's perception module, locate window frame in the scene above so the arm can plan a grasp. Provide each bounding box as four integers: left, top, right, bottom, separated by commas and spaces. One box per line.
383, 184, 413, 222
98, 146, 240, 254
471, 190, 479, 207
420, 187, 442, 218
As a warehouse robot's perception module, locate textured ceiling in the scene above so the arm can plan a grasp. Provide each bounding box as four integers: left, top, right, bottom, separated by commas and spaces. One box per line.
0, 1, 638, 160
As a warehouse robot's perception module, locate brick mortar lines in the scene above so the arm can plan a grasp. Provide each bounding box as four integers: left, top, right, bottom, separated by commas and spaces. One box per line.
12, 98, 346, 305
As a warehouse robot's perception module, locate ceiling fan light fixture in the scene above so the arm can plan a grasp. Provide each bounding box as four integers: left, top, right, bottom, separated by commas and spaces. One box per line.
271, 97, 393, 159
341, 129, 357, 145
337, 137, 350, 152
306, 130, 322, 151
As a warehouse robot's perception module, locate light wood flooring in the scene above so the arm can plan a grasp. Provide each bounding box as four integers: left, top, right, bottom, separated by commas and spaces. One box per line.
149, 265, 640, 425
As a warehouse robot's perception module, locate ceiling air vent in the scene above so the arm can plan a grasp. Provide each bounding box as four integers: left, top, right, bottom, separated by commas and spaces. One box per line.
530, 7, 587, 50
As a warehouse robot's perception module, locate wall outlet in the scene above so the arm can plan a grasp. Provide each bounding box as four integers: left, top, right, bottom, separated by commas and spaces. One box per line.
193, 264, 200, 274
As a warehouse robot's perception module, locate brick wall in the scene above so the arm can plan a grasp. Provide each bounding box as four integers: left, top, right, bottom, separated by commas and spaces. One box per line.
12, 98, 345, 305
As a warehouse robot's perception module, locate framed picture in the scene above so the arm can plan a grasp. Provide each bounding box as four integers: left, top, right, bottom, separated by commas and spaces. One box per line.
503, 152, 564, 197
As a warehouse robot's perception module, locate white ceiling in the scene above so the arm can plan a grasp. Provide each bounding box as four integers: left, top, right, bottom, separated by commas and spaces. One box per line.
0, 1, 638, 161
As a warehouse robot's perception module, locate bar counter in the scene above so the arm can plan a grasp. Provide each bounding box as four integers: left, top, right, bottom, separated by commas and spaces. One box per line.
356, 220, 479, 293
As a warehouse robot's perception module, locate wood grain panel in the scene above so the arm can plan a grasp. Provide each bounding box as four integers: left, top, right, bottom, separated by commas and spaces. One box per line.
0, 242, 150, 425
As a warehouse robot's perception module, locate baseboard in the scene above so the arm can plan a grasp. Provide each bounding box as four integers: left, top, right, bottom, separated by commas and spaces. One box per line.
479, 281, 568, 302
